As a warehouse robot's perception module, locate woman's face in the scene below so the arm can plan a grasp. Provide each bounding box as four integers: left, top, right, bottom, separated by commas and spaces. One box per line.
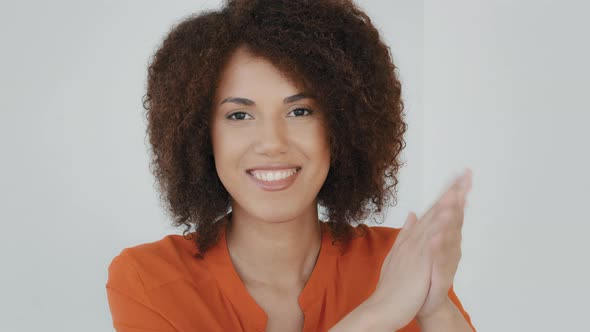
210, 46, 331, 223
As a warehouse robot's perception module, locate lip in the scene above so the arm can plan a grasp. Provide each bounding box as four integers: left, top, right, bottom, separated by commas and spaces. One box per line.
246, 168, 301, 192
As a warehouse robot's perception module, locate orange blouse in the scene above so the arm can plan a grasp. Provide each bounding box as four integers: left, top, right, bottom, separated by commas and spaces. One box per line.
106, 216, 476, 331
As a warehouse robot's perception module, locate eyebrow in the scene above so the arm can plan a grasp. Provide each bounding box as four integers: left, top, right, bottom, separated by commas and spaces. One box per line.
219, 92, 314, 106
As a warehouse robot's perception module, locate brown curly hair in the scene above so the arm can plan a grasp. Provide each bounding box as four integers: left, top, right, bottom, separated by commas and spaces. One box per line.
142, 0, 408, 258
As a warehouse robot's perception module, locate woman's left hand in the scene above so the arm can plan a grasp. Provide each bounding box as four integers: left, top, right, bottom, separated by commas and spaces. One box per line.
416, 169, 473, 320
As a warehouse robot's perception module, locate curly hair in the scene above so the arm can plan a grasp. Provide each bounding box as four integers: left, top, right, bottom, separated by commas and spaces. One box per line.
142, 0, 408, 258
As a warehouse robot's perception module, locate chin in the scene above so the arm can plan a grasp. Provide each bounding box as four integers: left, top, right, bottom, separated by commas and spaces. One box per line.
256, 208, 302, 223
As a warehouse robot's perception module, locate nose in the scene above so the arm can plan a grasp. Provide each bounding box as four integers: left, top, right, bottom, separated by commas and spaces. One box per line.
252, 115, 289, 156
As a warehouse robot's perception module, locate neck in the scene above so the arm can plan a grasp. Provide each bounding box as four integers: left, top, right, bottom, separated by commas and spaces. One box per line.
225, 208, 323, 289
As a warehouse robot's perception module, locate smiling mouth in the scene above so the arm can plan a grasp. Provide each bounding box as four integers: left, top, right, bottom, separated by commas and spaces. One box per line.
246, 168, 302, 191
246, 167, 301, 181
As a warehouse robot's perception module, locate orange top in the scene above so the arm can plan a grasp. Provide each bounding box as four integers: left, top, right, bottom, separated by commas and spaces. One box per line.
106, 217, 476, 332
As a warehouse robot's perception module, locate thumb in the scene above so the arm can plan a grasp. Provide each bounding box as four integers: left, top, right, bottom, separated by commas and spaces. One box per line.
378, 211, 418, 288
396, 211, 418, 244
384, 212, 418, 267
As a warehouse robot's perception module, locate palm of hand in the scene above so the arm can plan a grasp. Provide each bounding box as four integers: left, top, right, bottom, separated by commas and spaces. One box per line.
369, 169, 473, 330
417, 169, 473, 319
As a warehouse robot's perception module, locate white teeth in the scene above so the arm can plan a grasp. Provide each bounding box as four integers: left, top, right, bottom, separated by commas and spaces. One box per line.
250, 169, 298, 182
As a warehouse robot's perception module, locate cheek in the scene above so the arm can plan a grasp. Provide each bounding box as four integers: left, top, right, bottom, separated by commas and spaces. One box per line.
211, 127, 244, 175
297, 126, 331, 171
213, 139, 244, 166
308, 124, 331, 159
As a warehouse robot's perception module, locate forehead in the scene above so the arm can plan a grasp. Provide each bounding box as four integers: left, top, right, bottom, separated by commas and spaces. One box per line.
214, 47, 304, 102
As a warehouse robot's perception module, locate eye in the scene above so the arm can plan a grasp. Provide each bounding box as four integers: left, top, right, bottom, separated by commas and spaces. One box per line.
226, 111, 253, 120
288, 108, 314, 117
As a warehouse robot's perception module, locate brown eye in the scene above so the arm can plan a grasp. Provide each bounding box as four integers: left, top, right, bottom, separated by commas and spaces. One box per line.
226, 112, 252, 120
289, 108, 313, 117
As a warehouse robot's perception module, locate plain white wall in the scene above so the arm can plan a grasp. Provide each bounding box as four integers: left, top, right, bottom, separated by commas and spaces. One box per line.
424, 1, 590, 331
1, 1, 587, 331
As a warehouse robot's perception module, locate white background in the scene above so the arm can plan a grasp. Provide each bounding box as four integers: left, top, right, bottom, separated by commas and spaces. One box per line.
1, 1, 588, 331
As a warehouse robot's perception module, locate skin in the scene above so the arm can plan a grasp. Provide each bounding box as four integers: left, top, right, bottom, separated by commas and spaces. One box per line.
210, 45, 474, 332
209, 45, 331, 331
330, 170, 475, 331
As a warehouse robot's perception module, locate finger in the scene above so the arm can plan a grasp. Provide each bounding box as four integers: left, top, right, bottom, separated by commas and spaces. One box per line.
412, 170, 471, 233
427, 169, 473, 224
455, 168, 473, 206
384, 212, 417, 268
431, 233, 462, 275
417, 206, 464, 257
388, 212, 416, 254
411, 169, 474, 248
377, 212, 417, 288
428, 231, 461, 281
424, 209, 463, 244
441, 169, 473, 207
431, 229, 462, 255
458, 168, 473, 202
396, 211, 418, 245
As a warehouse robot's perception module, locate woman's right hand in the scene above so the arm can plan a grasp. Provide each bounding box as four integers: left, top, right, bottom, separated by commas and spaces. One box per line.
364, 170, 472, 330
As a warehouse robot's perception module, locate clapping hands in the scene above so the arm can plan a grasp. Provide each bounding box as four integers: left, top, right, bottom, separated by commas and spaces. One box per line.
367, 169, 474, 330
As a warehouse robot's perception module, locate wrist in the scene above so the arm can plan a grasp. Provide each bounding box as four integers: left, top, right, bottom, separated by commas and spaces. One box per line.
416, 297, 455, 328
359, 296, 404, 331
329, 299, 393, 332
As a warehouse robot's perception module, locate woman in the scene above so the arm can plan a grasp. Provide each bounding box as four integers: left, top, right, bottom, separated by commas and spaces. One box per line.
106, 0, 476, 331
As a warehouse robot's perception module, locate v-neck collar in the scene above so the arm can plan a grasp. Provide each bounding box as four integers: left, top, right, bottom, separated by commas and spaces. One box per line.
203, 213, 338, 332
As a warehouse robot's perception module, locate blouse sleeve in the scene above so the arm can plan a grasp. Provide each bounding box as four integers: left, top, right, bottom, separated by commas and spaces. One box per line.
106, 250, 178, 332
448, 284, 477, 332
